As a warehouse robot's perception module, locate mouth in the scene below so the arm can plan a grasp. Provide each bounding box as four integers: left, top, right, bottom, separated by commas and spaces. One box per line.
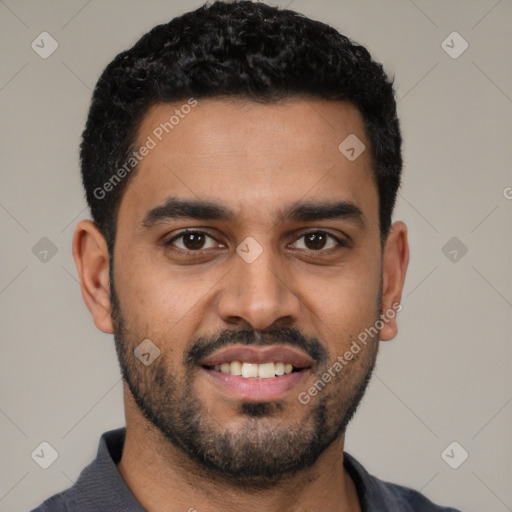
199, 345, 313, 401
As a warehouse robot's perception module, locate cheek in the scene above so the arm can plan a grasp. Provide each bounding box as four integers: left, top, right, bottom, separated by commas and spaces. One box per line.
113, 253, 220, 344
298, 258, 381, 347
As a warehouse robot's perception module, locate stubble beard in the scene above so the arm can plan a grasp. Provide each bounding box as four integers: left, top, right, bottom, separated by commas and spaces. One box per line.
110, 279, 379, 489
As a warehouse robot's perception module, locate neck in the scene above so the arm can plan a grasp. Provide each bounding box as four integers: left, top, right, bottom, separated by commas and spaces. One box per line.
117, 388, 361, 512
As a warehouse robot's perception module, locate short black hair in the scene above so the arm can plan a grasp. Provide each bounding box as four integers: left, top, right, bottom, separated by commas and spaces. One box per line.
80, 0, 402, 256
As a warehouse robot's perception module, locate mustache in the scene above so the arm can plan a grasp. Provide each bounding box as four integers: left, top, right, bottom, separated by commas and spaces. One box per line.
184, 326, 329, 368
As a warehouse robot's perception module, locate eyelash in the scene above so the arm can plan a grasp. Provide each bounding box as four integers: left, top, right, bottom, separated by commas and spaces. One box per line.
164, 229, 348, 255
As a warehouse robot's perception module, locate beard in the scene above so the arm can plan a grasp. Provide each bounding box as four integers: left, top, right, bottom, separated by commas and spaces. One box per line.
110, 278, 380, 488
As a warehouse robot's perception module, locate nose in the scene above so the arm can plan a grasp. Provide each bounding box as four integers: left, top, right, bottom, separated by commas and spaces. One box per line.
216, 243, 302, 331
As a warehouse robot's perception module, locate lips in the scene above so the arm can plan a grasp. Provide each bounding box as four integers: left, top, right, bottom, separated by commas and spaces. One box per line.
199, 345, 313, 401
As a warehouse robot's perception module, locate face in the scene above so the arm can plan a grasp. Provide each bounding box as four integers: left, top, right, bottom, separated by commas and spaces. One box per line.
109, 98, 387, 486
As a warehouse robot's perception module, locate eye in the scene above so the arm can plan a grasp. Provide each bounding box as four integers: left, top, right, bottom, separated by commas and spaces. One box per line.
291, 231, 346, 252
165, 230, 223, 252
164, 229, 347, 255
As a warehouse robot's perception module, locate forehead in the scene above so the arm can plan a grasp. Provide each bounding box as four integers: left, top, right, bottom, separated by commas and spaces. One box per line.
117, 97, 378, 230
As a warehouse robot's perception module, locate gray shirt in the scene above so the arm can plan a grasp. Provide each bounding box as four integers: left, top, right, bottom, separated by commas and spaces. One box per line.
30, 427, 462, 511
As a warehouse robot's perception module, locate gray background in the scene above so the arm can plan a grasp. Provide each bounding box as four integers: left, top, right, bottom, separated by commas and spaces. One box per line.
1, 0, 511, 511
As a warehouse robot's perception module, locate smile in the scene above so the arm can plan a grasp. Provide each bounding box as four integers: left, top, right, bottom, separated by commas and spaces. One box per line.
205, 361, 297, 379
200, 345, 313, 401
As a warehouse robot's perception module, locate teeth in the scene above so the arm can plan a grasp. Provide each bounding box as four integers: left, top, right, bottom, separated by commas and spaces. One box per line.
241, 363, 259, 378
230, 360, 242, 375
211, 361, 299, 378
258, 362, 275, 379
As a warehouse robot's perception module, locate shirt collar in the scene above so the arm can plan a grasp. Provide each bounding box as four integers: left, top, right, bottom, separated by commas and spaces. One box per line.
73, 427, 145, 511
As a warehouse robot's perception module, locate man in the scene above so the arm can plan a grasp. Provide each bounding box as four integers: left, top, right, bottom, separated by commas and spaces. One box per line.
31, 1, 462, 511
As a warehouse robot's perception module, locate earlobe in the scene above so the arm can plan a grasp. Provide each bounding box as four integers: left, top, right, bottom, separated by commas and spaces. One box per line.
72, 220, 114, 334
379, 221, 409, 341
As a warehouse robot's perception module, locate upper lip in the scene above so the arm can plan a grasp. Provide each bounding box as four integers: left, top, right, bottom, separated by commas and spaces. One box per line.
200, 345, 314, 369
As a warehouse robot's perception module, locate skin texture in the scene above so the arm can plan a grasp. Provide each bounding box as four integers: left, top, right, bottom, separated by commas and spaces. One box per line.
73, 98, 409, 512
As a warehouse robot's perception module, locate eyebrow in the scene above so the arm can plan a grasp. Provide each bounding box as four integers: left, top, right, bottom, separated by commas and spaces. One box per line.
141, 196, 365, 228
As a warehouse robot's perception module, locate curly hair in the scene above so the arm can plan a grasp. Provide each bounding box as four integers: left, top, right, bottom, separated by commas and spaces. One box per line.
80, 0, 402, 255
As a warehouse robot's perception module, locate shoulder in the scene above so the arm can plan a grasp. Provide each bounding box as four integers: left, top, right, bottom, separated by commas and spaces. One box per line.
29, 487, 80, 512
379, 480, 463, 512
30, 428, 128, 512
343, 452, 463, 512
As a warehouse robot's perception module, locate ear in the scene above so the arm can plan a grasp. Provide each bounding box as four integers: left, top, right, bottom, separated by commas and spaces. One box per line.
72, 219, 114, 334
379, 221, 409, 341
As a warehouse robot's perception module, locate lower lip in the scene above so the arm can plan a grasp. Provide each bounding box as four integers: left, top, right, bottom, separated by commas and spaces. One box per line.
202, 368, 309, 402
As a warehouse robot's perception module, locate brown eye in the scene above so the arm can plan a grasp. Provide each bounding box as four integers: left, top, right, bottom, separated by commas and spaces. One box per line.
181, 232, 206, 250
304, 232, 328, 250
166, 230, 220, 252
292, 231, 344, 252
